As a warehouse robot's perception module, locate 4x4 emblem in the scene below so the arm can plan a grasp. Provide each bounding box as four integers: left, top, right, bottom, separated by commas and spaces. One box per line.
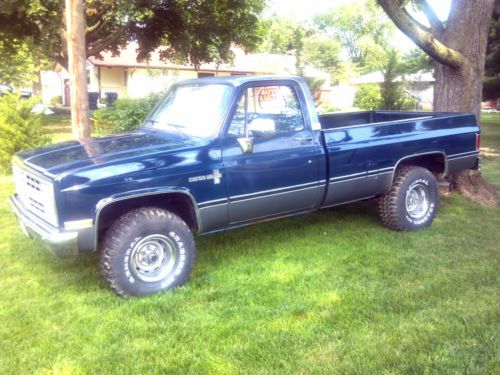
213, 169, 222, 184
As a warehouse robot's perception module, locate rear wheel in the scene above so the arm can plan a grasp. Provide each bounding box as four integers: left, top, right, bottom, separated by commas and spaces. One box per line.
378, 166, 439, 231
100, 207, 195, 297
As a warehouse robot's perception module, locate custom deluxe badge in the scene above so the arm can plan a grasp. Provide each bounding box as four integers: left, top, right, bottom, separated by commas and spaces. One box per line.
189, 169, 222, 184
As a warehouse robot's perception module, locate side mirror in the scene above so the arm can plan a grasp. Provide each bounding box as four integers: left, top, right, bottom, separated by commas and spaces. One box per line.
237, 136, 254, 154
248, 118, 276, 137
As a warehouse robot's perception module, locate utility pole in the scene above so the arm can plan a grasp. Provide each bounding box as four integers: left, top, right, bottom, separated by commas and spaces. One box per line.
65, 0, 91, 140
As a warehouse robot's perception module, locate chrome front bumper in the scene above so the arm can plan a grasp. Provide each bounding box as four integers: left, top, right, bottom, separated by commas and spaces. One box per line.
9, 194, 79, 259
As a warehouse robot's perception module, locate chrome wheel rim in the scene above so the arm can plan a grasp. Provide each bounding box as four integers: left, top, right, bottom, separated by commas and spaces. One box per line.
405, 183, 430, 220
129, 234, 178, 282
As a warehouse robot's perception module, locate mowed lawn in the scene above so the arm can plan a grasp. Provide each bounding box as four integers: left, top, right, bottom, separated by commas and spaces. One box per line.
0, 115, 499, 374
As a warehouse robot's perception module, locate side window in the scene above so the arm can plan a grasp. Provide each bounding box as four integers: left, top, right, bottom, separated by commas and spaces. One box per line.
227, 85, 305, 137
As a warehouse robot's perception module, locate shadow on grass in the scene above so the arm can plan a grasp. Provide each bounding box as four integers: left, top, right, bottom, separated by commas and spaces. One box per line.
29, 199, 381, 295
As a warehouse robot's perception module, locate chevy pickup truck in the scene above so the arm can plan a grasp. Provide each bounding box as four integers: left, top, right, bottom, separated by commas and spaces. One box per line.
9, 76, 480, 297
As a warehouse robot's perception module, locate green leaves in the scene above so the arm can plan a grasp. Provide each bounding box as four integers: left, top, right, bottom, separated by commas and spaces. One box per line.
92, 93, 163, 135
0, 0, 266, 72
313, 0, 394, 71
0, 94, 50, 172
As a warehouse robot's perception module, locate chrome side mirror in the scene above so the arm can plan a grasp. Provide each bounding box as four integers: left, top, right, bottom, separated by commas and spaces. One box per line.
237, 136, 254, 154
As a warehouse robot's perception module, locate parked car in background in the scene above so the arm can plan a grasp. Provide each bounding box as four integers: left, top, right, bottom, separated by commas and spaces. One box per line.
19, 88, 33, 99
0, 84, 13, 96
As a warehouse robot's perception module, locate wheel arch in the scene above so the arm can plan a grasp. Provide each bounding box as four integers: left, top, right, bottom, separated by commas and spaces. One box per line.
94, 190, 200, 250
391, 151, 447, 184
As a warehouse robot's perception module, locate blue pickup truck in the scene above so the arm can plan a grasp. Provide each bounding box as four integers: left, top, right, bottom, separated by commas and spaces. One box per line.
9, 76, 480, 296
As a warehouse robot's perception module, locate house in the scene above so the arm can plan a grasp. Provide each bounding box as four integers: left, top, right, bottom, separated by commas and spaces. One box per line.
40, 43, 331, 106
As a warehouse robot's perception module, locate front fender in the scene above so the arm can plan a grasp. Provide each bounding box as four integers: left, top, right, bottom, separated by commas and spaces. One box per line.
93, 186, 201, 250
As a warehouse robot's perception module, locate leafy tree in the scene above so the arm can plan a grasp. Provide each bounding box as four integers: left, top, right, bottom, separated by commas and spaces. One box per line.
380, 49, 408, 109
304, 37, 342, 81
398, 49, 433, 75
258, 16, 300, 54
353, 85, 382, 110
0, 40, 50, 89
0, 0, 265, 70
258, 16, 342, 80
313, 0, 393, 70
0, 95, 50, 172
92, 92, 163, 134
1, 0, 265, 139
354, 50, 416, 111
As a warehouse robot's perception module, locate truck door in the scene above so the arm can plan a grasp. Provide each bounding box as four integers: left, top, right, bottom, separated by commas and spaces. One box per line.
220, 82, 322, 225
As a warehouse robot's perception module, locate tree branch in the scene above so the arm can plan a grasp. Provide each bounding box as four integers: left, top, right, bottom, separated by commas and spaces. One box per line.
403, 7, 430, 32
87, 18, 111, 38
377, 0, 466, 70
416, 0, 444, 34
86, 19, 102, 34
86, 23, 129, 57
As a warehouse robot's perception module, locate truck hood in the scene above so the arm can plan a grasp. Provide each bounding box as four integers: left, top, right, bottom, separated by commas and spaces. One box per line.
16, 130, 199, 176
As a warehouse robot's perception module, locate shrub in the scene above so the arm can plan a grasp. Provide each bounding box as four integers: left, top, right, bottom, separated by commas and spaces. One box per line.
353, 84, 382, 110
92, 92, 163, 135
0, 94, 50, 173
50, 96, 62, 107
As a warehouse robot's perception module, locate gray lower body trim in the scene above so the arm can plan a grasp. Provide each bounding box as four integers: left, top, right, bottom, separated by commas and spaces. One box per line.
323, 171, 392, 207
199, 202, 228, 233
447, 152, 479, 175
229, 185, 322, 225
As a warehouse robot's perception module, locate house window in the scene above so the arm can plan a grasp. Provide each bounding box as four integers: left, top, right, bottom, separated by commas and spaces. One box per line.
197, 72, 215, 78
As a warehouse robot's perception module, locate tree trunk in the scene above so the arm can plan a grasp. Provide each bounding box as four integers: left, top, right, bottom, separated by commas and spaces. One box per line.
434, 0, 498, 206
433, 0, 494, 120
65, 0, 91, 140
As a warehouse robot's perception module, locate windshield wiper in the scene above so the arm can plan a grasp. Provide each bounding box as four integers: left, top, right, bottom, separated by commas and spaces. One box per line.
165, 123, 189, 139
145, 119, 158, 126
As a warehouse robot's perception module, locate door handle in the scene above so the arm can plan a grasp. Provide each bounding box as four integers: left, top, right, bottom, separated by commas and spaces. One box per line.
293, 136, 313, 142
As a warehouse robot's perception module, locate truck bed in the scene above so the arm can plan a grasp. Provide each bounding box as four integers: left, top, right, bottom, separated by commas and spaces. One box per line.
319, 110, 440, 129
317, 110, 480, 208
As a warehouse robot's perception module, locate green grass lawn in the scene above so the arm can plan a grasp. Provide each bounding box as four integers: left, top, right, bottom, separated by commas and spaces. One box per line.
0, 114, 499, 374
481, 113, 500, 188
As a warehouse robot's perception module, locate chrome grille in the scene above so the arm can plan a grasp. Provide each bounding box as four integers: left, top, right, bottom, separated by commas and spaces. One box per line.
12, 163, 58, 227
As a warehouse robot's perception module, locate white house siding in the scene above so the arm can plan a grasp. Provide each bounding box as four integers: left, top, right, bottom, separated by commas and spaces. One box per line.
40, 71, 64, 104
329, 84, 357, 111
126, 69, 197, 98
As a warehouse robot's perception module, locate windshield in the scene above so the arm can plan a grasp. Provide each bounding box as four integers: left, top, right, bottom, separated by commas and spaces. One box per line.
144, 83, 233, 138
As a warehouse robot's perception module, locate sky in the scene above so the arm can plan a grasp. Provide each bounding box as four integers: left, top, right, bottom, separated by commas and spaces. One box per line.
266, 0, 452, 51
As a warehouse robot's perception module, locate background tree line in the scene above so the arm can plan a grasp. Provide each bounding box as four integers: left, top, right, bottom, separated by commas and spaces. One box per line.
0, 0, 497, 116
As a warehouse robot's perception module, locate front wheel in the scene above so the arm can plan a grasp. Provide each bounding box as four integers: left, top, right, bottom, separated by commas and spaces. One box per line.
378, 166, 439, 231
100, 207, 195, 297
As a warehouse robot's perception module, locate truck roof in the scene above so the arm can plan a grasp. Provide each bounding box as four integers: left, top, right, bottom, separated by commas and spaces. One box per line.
176, 75, 306, 87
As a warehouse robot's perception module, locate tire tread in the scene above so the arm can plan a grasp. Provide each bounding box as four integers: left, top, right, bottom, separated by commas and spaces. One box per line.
99, 207, 195, 297
378, 166, 434, 231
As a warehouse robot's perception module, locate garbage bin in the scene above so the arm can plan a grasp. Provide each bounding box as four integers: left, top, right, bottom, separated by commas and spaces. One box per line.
105, 92, 118, 106
88, 92, 99, 110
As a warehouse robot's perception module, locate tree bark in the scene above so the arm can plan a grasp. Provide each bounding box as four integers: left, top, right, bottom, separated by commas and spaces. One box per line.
65, 0, 91, 140
433, 0, 494, 120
